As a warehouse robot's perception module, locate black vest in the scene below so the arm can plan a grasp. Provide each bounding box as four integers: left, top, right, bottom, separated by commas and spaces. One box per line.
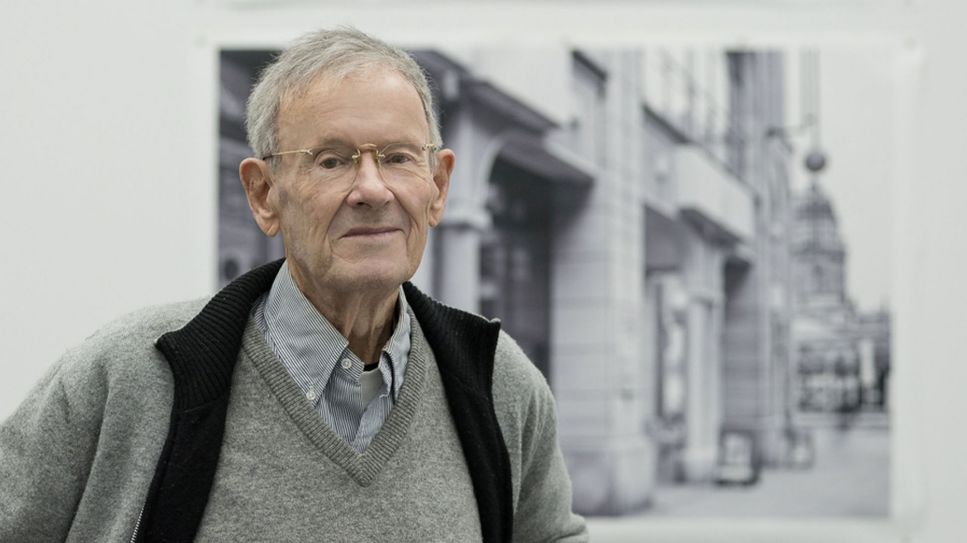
133, 259, 513, 542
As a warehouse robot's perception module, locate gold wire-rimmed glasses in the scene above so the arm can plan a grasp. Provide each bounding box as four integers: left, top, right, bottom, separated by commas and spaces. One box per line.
262, 142, 439, 184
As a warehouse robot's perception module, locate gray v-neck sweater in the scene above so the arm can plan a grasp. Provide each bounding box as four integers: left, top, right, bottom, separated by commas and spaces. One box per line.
0, 299, 588, 542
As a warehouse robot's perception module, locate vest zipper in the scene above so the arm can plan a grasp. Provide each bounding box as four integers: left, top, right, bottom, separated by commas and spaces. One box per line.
129, 504, 145, 543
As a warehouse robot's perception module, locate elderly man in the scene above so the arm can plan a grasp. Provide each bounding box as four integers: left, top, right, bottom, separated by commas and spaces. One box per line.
0, 28, 587, 542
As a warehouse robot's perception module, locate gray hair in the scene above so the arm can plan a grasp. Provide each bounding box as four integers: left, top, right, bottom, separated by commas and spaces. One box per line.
245, 27, 442, 160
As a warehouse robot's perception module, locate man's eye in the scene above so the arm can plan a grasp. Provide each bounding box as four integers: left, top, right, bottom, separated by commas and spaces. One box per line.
316, 154, 348, 169
383, 152, 414, 165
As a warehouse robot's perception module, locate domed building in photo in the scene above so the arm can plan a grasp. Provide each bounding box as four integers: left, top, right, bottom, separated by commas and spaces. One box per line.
790, 181, 891, 415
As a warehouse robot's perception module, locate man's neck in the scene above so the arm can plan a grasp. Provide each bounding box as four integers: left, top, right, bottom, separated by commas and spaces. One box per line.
288, 268, 399, 364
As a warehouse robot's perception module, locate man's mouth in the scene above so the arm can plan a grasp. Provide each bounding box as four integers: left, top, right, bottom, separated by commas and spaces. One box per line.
343, 227, 400, 238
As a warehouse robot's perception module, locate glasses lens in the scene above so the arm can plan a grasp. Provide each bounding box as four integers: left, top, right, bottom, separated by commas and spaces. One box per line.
378, 143, 429, 180
311, 146, 356, 183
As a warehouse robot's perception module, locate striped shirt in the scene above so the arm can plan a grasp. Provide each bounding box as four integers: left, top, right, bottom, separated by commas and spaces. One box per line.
253, 262, 410, 453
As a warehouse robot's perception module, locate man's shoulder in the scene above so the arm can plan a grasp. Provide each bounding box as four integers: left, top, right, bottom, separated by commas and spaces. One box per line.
492, 330, 554, 415
403, 290, 549, 404
493, 330, 545, 384
405, 296, 550, 411
55, 297, 210, 380
87, 297, 209, 347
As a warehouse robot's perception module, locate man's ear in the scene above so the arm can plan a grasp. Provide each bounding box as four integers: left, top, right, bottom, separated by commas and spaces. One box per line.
428, 149, 455, 227
239, 157, 281, 237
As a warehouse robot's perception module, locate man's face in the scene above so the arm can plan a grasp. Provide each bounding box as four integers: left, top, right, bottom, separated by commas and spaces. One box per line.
253, 66, 452, 295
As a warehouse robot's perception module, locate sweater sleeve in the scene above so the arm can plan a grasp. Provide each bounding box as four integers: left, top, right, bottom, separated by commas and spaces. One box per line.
0, 354, 104, 541
492, 332, 589, 543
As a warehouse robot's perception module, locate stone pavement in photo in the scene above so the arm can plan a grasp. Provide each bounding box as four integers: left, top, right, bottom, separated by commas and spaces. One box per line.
645, 420, 890, 517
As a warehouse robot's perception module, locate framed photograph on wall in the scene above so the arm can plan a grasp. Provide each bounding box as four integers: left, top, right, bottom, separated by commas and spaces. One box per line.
202, 10, 920, 541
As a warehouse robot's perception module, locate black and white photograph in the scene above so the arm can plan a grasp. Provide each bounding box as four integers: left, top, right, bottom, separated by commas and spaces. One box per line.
219, 44, 894, 519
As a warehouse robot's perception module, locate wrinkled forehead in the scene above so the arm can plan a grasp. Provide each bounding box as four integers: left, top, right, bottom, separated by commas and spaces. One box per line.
276, 64, 430, 143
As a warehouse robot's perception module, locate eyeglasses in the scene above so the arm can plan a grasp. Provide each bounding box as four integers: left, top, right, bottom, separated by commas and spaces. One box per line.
262, 142, 438, 185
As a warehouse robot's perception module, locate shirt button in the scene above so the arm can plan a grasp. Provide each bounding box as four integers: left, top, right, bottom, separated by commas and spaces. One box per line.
341, 359, 352, 370
306, 389, 317, 401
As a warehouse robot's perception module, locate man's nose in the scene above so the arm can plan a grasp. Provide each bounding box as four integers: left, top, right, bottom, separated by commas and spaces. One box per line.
347, 150, 393, 207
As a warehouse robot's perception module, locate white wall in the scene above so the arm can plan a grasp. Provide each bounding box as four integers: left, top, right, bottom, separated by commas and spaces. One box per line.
1, 0, 216, 410
2, 1, 965, 541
